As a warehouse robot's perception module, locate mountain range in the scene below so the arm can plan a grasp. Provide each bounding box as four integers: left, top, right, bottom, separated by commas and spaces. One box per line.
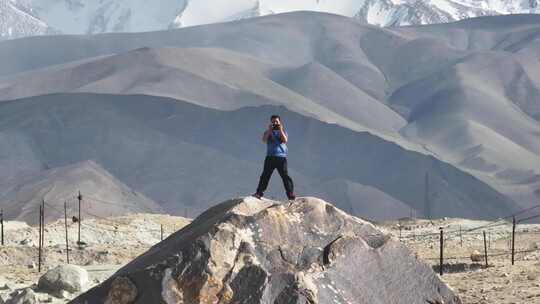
2, 0, 540, 39
1, 12, 539, 221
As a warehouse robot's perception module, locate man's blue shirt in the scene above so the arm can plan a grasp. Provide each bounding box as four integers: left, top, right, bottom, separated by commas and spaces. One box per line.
267, 130, 288, 157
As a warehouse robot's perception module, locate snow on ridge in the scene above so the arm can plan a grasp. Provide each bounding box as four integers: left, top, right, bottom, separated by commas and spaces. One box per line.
2, 0, 540, 39
0, 0, 50, 39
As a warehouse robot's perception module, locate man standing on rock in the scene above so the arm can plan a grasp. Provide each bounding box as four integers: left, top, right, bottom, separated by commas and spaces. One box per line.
253, 115, 296, 200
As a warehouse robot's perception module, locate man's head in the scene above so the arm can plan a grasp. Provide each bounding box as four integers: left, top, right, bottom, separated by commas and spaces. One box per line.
270, 115, 281, 129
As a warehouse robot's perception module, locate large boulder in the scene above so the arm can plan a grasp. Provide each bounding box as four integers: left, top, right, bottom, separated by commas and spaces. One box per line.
71, 197, 461, 304
38, 265, 89, 295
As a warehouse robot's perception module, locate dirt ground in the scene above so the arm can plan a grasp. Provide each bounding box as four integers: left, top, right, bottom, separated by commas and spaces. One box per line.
382, 218, 540, 304
1, 214, 539, 303
0, 213, 190, 303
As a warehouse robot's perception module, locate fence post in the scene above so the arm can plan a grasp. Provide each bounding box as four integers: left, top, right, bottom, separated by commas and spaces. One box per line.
483, 231, 488, 268
77, 191, 82, 245
38, 205, 42, 273
511, 216, 516, 265
459, 225, 463, 247
160, 224, 164, 241
64, 201, 70, 264
439, 227, 444, 276
0, 208, 4, 246
399, 225, 402, 242
41, 200, 45, 250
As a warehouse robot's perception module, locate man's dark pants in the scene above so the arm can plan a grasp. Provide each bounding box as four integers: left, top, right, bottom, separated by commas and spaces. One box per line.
256, 156, 294, 195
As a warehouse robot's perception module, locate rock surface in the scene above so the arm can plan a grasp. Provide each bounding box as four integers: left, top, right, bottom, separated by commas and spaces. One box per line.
38, 265, 89, 295
71, 196, 461, 304
6, 288, 37, 304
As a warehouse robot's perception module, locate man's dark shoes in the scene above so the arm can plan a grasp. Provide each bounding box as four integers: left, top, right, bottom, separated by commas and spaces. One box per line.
253, 192, 263, 199
287, 192, 296, 200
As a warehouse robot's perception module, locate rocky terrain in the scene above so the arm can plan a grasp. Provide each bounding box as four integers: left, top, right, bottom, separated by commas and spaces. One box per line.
0, 213, 190, 303
1, 197, 540, 303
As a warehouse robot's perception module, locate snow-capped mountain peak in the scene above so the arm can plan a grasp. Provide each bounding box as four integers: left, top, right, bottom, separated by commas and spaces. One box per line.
0, 0, 50, 39
1, 0, 540, 39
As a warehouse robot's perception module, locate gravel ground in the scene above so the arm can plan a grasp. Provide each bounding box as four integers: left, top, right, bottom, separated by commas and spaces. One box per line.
2, 215, 539, 303
382, 217, 540, 304
0, 213, 190, 303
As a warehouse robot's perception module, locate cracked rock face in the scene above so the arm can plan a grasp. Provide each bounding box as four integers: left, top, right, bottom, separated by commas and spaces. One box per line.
71, 197, 461, 304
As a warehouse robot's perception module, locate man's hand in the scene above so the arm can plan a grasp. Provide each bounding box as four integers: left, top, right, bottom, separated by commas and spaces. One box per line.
263, 119, 287, 143
277, 123, 287, 143
263, 124, 273, 143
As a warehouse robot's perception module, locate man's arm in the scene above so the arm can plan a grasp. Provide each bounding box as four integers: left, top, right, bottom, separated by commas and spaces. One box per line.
277, 126, 288, 143
262, 123, 274, 143
262, 130, 271, 143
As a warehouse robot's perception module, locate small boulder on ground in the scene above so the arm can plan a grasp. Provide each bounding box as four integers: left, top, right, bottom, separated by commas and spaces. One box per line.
471, 250, 484, 262
6, 288, 37, 304
38, 265, 89, 295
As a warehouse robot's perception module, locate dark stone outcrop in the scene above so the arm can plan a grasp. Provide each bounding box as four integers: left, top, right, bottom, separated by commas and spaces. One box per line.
71, 197, 461, 304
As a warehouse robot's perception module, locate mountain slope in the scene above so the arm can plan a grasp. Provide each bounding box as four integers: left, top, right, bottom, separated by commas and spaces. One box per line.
307, 179, 413, 220
387, 49, 540, 205
0, 92, 519, 220
0, 46, 406, 136
0, 160, 164, 224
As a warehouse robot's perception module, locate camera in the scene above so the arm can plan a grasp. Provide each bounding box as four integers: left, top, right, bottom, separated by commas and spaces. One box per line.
272, 123, 281, 130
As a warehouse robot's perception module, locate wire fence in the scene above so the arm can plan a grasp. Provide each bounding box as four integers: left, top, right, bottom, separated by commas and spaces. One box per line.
0, 191, 197, 272
393, 204, 540, 275
3, 193, 540, 275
